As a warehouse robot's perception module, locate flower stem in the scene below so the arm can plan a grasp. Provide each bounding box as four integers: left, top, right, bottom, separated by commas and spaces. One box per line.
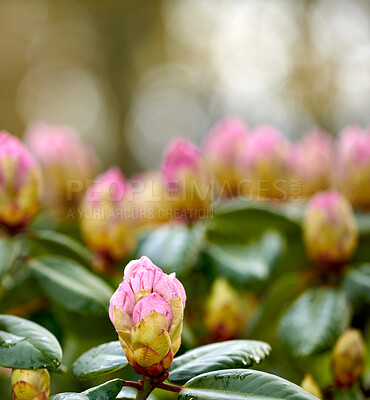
151, 382, 184, 392
135, 376, 153, 400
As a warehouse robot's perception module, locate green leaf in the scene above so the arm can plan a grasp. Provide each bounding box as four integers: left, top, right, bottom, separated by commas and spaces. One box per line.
137, 223, 205, 274
73, 341, 128, 380
333, 386, 365, 400
178, 369, 318, 400
278, 287, 351, 358
29, 230, 92, 265
28, 256, 113, 315
342, 264, 370, 303
208, 200, 302, 242
354, 211, 370, 236
116, 387, 138, 399
49, 379, 125, 400
0, 314, 62, 369
0, 238, 19, 280
206, 231, 284, 288
169, 340, 271, 385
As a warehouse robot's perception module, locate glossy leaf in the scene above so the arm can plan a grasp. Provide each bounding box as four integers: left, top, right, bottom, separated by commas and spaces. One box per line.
208, 200, 302, 241
169, 340, 271, 385
137, 223, 205, 274
178, 369, 318, 400
0, 314, 62, 369
206, 231, 284, 288
29, 230, 92, 265
49, 379, 125, 400
0, 238, 19, 280
73, 341, 128, 380
342, 264, 370, 303
278, 287, 350, 358
28, 256, 113, 315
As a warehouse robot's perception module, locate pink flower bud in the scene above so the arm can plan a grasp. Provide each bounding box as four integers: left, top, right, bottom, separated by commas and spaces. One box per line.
11, 369, 50, 400
336, 125, 370, 209
240, 125, 292, 200
303, 190, 358, 265
203, 117, 248, 196
110, 256, 186, 377
292, 129, 334, 197
161, 138, 213, 221
80, 167, 136, 270
25, 123, 100, 218
0, 132, 42, 229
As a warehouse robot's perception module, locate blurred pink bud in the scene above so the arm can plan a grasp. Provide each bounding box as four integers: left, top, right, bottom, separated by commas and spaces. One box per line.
336, 125, 370, 209
204, 117, 248, 196
240, 125, 292, 200
292, 129, 334, 197
0, 132, 42, 229
80, 167, 136, 270
25, 123, 100, 218
161, 138, 213, 221
110, 256, 186, 377
304, 190, 358, 265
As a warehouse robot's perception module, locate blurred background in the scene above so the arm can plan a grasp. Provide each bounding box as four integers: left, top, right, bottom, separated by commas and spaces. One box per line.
1, 0, 370, 175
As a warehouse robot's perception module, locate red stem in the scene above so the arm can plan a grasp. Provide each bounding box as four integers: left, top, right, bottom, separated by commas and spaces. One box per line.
151, 382, 184, 392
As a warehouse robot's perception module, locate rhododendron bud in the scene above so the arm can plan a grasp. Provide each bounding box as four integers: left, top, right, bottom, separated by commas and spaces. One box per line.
204, 117, 248, 197
25, 123, 99, 218
80, 167, 136, 270
109, 256, 186, 377
292, 129, 334, 197
0, 132, 42, 230
161, 138, 213, 221
336, 125, 370, 209
131, 171, 172, 226
205, 278, 251, 342
11, 369, 50, 400
332, 329, 366, 388
303, 190, 358, 264
301, 373, 322, 399
240, 125, 292, 200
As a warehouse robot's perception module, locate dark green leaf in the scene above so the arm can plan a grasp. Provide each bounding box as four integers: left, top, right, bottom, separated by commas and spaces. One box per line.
169, 340, 271, 385
333, 386, 365, 400
0, 238, 19, 280
278, 287, 351, 358
137, 223, 205, 274
207, 200, 302, 242
28, 256, 113, 315
49, 379, 125, 400
206, 231, 284, 288
178, 369, 318, 400
0, 314, 62, 369
29, 230, 92, 265
73, 341, 128, 380
342, 264, 370, 303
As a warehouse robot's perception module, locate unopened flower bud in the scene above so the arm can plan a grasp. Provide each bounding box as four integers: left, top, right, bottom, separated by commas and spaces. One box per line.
204, 117, 248, 197
336, 125, 370, 209
301, 373, 323, 399
80, 167, 136, 270
205, 278, 251, 342
332, 329, 367, 389
131, 171, 172, 226
109, 256, 186, 377
161, 138, 213, 221
25, 123, 100, 219
11, 369, 50, 400
303, 190, 358, 264
240, 125, 292, 200
292, 129, 334, 197
0, 132, 42, 230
